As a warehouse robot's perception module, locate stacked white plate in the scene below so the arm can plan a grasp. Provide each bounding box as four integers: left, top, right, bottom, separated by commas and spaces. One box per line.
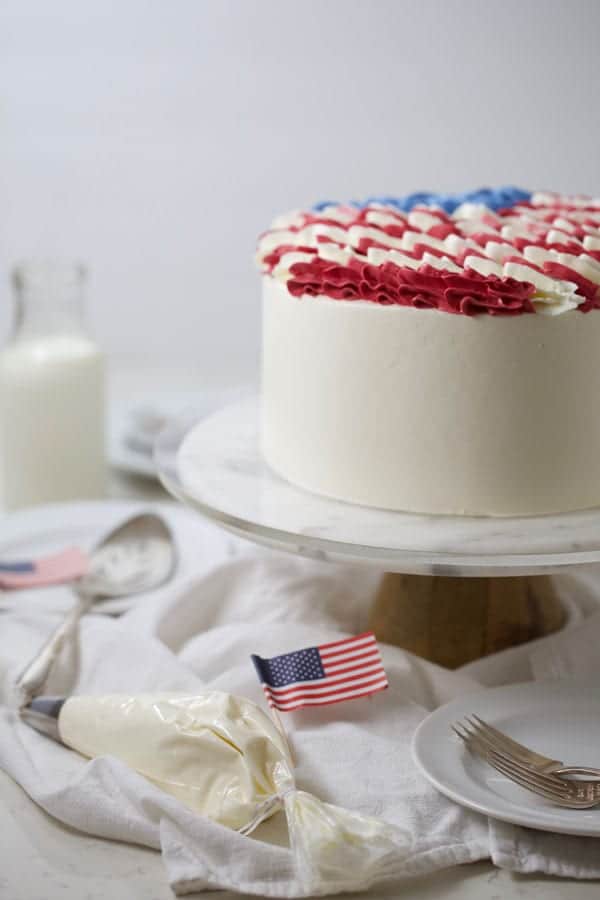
413, 679, 600, 837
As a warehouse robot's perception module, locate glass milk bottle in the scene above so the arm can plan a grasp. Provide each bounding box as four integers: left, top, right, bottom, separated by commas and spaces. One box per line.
0, 261, 106, 509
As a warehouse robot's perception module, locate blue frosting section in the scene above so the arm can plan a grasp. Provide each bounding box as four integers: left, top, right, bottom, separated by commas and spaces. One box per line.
312, 186, 531, 214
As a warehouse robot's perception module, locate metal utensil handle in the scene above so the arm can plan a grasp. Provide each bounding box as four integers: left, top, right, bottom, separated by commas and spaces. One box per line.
554, 766, 600, 779
15, 592, 94, 708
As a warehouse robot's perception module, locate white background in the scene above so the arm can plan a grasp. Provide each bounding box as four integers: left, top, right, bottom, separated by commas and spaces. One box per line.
1, 0, 599, 379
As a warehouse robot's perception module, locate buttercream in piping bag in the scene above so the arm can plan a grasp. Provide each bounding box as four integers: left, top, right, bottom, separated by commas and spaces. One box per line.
21, 691, 410, 891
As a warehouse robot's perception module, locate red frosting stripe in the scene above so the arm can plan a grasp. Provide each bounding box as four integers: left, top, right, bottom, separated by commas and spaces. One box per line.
287, 258, 537, 316
258, 192, 600, 315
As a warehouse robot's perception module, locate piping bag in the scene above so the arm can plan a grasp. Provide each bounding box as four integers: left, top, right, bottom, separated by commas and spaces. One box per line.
21, 691, 410, 891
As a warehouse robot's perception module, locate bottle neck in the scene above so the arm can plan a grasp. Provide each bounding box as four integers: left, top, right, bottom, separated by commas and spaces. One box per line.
11, 261, 88, 341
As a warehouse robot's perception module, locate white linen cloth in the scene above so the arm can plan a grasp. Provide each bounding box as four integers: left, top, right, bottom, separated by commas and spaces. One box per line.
1, 502, 600, 897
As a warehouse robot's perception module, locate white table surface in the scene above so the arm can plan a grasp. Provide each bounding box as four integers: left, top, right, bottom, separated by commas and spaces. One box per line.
1, 360, 599, 900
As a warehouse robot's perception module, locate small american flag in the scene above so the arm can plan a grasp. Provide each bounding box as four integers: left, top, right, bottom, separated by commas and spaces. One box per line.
0, 548, 89, 590
251, 631, 388, 712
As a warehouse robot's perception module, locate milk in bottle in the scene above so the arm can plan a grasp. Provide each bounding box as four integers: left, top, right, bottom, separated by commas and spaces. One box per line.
0, 261, 106, 509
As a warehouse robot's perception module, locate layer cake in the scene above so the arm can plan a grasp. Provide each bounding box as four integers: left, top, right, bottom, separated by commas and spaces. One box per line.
257, 188, 600, 516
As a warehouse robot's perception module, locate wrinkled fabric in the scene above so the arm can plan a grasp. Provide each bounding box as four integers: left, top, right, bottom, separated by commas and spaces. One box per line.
1, 503, 600, 897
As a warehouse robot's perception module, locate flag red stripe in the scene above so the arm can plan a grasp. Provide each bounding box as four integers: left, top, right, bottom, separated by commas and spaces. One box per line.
321, 645, 378, 668
268, 680, 389, 711
319, 640, 376, 662
268, 686, 388, 711
263, 673, 388, 705
257, 659, 383, 691
261, 663, 385, 698
319, 638, 376, 661
322, 647, 380, 672
318, 631, 376, 652
321, 655, 382, 679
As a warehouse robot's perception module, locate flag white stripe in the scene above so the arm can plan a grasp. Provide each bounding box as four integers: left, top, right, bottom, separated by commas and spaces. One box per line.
262, 663, 385, 698
265, 684, 387, 709
270, 678, 389, 710
322, 649, 379, 671
264, 661, 383, 694
319, 635, 376, 662
320, 633, 375, 654
323, 651, 379, 674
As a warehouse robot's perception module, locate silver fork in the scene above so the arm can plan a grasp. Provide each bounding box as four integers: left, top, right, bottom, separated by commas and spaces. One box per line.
465, 714, 600, 779
453, 723, 600, 808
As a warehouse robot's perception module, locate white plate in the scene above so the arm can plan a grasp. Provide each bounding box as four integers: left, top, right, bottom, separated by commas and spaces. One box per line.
109, 388, 252, 481
109, 411, 158, 479
0, 499, 209, 615
413, 679, 600, 836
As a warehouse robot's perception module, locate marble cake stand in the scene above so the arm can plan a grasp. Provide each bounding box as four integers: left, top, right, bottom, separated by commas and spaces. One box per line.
155, 398, 600, 667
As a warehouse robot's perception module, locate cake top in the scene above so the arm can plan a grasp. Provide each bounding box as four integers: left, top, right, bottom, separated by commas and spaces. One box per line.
256, 188, 600, 316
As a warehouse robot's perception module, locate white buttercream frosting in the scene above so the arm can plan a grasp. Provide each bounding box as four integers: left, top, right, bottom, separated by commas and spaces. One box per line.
57, 690, 412, 890
58, 691, 289, 830
261, 276, 600, 515
257, 191, 600, 315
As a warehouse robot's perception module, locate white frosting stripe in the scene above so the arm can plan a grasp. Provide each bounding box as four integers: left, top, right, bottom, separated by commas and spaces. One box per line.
257, 193, 600, 314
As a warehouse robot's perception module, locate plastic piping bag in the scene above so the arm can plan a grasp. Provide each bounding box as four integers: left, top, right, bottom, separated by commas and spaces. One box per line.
22, 690, 411, 892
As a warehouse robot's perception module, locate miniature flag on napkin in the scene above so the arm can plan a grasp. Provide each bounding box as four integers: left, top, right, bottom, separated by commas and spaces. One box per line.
0, 548, 89, 589
251, 631, 388, 712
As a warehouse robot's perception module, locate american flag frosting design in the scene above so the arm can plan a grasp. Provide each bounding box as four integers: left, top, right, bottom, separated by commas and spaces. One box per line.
251, 631, 388, 712
256, 187, 600, 316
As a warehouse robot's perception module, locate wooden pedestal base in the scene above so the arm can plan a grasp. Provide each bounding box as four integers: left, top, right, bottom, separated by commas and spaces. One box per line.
369, 573, 565, 669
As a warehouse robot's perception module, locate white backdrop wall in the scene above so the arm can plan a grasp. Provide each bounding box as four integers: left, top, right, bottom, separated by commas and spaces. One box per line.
1, 0, 599, 378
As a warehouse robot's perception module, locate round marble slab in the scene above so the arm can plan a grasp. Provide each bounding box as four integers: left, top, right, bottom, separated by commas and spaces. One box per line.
155, 397, 600, 576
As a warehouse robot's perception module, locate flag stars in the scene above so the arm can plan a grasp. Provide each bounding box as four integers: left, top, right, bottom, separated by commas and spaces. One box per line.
260, 647, 324, 687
